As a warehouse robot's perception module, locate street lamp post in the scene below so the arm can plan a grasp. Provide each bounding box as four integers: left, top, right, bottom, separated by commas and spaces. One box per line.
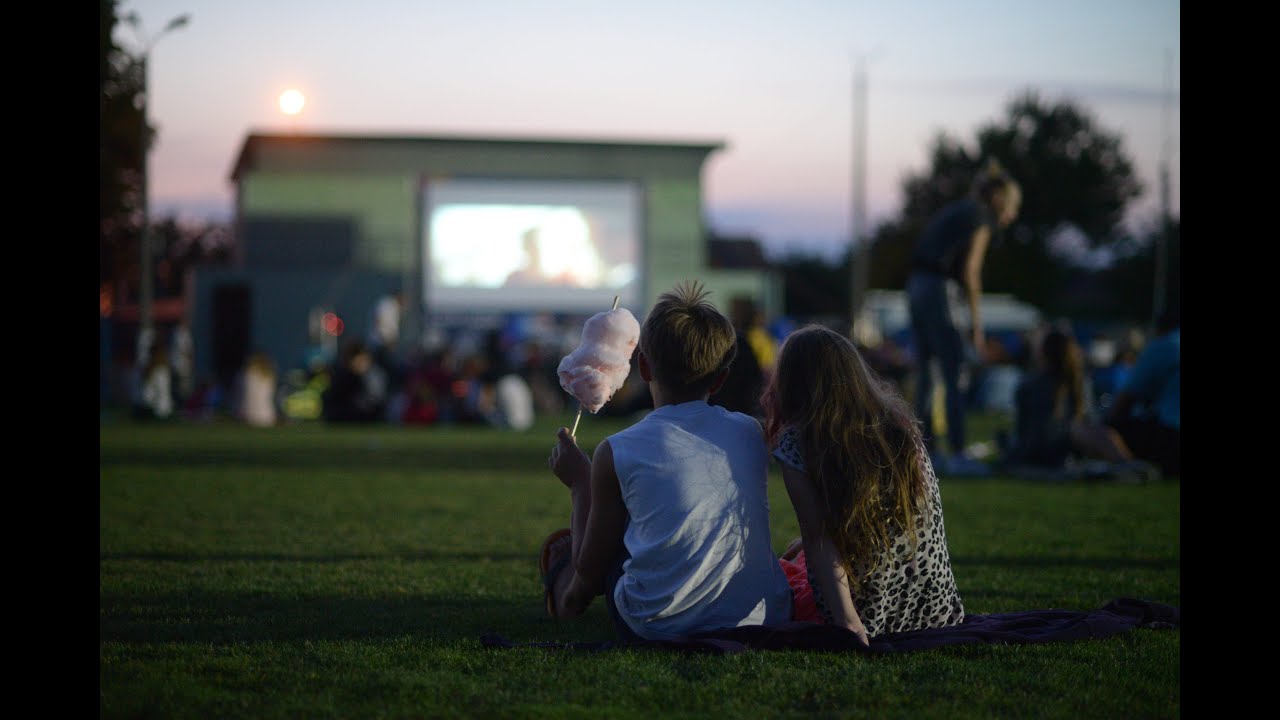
1152, 48, 1174, 331
848, 49, 882, 340
130, 12, 190, 355
849, 58, 868, 331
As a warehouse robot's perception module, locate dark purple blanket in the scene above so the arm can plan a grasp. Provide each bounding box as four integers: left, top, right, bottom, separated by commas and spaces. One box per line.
480, 598, 1179, 655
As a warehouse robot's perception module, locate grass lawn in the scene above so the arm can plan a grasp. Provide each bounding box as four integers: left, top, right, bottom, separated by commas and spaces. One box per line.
100, 412, 1179, 719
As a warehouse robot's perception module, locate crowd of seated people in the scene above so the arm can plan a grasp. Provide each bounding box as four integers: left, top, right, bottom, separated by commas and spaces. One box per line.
123, 303, 1176, 485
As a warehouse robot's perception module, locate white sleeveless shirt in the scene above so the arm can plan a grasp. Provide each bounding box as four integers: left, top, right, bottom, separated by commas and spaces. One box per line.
607, 400, 793, 640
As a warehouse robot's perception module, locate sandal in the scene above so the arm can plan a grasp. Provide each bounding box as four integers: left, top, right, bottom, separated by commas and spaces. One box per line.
538, 528, 573, 618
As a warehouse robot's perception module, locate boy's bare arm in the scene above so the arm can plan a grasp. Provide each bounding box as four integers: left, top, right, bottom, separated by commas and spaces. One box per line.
550, 427, 591, 489
550, 427, 593, 562
560, 440, 627, 617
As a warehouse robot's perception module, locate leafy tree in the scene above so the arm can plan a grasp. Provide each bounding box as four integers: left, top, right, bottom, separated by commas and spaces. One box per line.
149, 219, 236, 301
100, 0, 147, 301
866, 91, 1145, 316
777, 250, 850, 319
866, 134, 978, 293
1101, 218, 1180, 324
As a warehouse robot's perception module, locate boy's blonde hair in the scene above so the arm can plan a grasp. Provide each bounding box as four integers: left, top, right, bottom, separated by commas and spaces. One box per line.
640, 281, 737, 395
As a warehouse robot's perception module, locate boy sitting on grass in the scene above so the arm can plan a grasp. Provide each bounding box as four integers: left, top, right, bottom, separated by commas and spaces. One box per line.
540, 281, 793, 641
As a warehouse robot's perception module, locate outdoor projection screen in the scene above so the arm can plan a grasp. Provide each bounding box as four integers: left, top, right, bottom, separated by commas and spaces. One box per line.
423, 178, 642, 313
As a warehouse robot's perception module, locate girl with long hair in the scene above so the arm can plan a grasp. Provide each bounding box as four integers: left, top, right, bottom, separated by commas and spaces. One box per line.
762, 324, 965, 645
1003, 326, 1153, 476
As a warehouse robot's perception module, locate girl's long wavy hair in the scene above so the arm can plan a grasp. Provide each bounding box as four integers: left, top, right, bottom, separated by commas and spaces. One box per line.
1039, 328, 1085, 422
762, 325, 927, 594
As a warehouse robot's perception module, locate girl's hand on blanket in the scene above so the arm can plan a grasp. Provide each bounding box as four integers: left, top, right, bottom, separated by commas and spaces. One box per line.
834, 606, 870, 647
549, 427, 591, 489
836, 610, 870, 647
849, 624, 869, 648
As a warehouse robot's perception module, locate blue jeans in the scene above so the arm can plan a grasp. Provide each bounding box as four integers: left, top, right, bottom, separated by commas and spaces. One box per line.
907, 271, 966, 456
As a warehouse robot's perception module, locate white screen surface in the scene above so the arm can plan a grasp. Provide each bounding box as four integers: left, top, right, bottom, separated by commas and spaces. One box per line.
424, 178, 642, 313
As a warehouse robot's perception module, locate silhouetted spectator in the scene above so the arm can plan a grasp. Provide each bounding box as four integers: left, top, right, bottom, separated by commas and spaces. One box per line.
133, 341, 174, 421
368, 291, 406, 393
709, 329, 764, 418
452, 353, 493, 425
731, 298, 778, 379
1000, 327, 1158, 482
1104, 306, 1180, 477
402, 348, 457, 425
516, 340, 565, 417
323, 340, 388, 423
170, 321, 194, 406
238, 352, 279, 428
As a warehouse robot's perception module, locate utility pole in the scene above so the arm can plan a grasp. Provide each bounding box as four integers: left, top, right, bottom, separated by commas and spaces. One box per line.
138, 50, 154, 352
1152, 48, 1174, 329
849, 56, 869, 333
129, 12, 191, 357
848, 49, 884, 340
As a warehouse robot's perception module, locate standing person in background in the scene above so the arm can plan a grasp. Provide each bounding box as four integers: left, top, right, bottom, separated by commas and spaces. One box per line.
133, 341, 174, 421
238, 352, 279, 428
170, 321, 194, 408
370, 291, 404, 354
1104, 305, 1180, 477
906, 159, 1021, 475
368, 291, 405, 395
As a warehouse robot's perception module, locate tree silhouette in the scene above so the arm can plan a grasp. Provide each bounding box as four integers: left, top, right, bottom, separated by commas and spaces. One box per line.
867, 91, 1145, 316
1102, 218, 1180, 324
100, 0, 148, 302
777, 250, 850, 318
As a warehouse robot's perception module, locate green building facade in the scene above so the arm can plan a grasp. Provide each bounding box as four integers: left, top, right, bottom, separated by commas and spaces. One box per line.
192, 132, 778, 384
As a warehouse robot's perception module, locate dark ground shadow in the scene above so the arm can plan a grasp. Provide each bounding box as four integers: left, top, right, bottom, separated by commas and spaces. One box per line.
99, 445, 545, 472
950, 555, 1179, 571
100, 550, 531, 563
99, 590, 609, 645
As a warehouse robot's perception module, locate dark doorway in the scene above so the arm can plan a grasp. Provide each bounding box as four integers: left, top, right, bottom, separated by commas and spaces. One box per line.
212, 284, 252, 388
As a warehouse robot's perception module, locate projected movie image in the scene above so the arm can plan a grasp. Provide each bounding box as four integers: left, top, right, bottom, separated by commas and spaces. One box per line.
424, 179, 641, 312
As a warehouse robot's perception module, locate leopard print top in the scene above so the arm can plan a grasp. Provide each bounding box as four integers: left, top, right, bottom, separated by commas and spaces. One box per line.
774, 425, 966, 637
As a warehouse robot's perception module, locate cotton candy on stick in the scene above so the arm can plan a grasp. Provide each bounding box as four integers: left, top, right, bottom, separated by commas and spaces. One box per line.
558, 296, 640, 437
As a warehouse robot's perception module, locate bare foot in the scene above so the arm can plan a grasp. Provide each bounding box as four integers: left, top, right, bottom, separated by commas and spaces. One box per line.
546, 533, 575, 618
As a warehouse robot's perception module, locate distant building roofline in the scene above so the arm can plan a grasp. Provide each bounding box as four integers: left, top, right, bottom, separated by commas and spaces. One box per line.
230, 130, 727, 182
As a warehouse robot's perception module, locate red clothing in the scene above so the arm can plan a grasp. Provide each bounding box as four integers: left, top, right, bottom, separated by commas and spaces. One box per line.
779, 551, 823, 624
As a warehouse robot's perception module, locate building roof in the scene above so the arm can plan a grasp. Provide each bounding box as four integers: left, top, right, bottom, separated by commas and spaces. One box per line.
230, 131, 726, 182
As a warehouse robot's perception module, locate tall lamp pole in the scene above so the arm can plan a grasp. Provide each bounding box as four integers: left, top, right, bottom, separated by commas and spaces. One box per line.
1152, 47, 1174, 330
850, 57, 868, 329
128, 12, 190, 354
849, 49, 882, 339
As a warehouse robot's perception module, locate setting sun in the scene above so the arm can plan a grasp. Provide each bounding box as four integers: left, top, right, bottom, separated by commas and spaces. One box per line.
278, 89, 305, 116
